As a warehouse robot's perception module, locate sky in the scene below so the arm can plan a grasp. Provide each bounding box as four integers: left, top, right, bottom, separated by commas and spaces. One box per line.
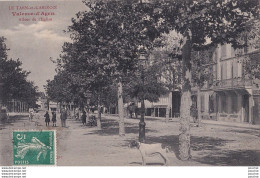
0, 1, 87, 92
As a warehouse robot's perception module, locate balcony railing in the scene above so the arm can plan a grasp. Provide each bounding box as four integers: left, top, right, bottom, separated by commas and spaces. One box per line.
213, 77, 252, 90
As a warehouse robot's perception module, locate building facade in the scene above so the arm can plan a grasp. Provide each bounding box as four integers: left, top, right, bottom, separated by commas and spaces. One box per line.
2, 99, 29, 113
143, 91, 181, 118
142, 44, 260, 125
196, 44, 260, 125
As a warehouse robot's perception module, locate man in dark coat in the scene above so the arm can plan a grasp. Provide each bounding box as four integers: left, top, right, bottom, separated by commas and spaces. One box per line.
81, 111, 87, 126
44, 111, 50, 126
0, 108, 8, 128
60, 108, 67, 127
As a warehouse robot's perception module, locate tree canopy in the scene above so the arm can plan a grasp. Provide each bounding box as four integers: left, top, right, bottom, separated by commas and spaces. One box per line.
0, 37, 38, 107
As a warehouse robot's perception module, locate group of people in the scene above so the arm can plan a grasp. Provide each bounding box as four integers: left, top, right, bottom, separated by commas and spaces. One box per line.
74, 108, 87, 126
29, 107, 98, 127
44, 108, 68, 127
43, 111, 57, 127
29, 108, 68, 127
74, 109, 96, 126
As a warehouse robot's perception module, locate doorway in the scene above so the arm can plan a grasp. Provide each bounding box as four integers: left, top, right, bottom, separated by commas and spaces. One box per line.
243, 95, 249, 122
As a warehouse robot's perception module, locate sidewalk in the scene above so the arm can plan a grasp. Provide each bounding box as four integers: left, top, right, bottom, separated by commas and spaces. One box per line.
201, 119, 260, 129
105, 114, 260, 130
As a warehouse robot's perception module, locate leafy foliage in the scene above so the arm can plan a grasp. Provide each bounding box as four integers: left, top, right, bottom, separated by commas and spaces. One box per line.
123, 62, 168, 102
0, 37, 38, 107
191, 48, 216, 88
159, 0, 259, 50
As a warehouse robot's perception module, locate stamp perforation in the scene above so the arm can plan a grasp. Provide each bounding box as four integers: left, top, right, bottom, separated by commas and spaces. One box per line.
12, 130, 57, 166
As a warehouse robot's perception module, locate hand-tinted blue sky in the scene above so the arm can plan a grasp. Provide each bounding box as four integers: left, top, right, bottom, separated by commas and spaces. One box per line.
0, 1, 86, 92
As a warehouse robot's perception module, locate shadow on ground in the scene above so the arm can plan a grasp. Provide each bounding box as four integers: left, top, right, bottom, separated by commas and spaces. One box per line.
84, 119, 157, 136
7, 115, 28, 122
225, 128, 260, 138
144, 117, 162, 122
124, 134, 241, 166
191, 136, 233, 151
145, 135, 181, 160
0, 115, 26, 129
128, 161, 164, 166
193, 150, 260, 166
81, 117, 260, 166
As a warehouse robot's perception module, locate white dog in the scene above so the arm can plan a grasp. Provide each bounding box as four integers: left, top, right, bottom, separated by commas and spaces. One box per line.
129, 141, 169, 166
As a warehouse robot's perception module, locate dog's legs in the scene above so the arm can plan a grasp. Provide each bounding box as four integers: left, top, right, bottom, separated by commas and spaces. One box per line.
139, 150, 146, 166
141, 155, 146, 166
158, 152, 168, 166
164, 157, 169, 166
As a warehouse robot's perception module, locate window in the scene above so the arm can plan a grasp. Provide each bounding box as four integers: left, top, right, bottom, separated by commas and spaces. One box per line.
221, 44, 227, 58
231, 46, 235, 57
231, 62, 234, 79
227, 61, 232, 79
213, 65, 217, 80
208, 66, 214, 86
233, 61, 238, 78
231, 93, 238, 113
221, 63, 227, 80
221, 94, 227, 113
221, 64, 223, 80
201, 94, 205, 113
237, 61, 242, 78
209, 95, 215, 113
214, 50, 218, 62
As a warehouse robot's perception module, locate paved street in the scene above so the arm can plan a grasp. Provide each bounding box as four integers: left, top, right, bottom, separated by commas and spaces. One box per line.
0, 111, 260, 166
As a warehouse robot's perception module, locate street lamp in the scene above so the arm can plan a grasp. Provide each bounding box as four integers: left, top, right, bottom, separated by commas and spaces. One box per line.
139, 48, 148, 143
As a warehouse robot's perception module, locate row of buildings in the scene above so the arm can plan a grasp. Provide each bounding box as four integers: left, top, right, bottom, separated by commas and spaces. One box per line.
141, 43, 260, 125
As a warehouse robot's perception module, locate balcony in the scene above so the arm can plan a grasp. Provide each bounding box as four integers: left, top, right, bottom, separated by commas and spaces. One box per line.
213, 78, 252, 91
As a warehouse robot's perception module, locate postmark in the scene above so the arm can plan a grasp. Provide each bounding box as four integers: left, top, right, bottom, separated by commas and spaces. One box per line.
13, 130, 56, 165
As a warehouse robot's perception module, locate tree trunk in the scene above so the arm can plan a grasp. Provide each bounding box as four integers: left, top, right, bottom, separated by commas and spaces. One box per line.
197, 86, 201, 127
166, 106, 170, 123
197, 52, 201, 127
166, 92, 172, 123
97, 94, 102, 130
59, 102, 62, 113
86, 108, 90, 123
139, 98, 145, 142
179, 31, 192, 161
118, 81, 125, 136
139, 65, 146, 142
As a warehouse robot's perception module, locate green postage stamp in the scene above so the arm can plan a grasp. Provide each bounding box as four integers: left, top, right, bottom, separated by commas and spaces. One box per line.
13, 131, 56, 165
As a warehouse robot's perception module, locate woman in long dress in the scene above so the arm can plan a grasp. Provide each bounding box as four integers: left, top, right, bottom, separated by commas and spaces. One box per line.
52, 111, 57, 127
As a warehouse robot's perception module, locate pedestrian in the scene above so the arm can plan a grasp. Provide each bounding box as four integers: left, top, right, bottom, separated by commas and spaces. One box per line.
34, 110, 40, 126
52, 111, 57, 127
44, 111, 50, 126
29, 109, 34, 122
74, 108, 79, 120
75, 112, 79, 120
81, 111, 86, 126
190, 103, 198, 125
0, 108, 8, 129
60, 108, 67, 127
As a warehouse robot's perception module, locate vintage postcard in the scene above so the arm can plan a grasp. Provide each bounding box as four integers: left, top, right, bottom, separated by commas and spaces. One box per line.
0, 0, 260, 169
